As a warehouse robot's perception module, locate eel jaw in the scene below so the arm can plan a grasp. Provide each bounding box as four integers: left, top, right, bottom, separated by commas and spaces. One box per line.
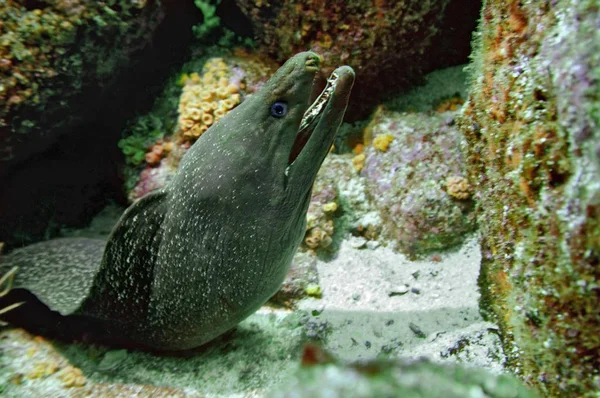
286, 71, 340, 171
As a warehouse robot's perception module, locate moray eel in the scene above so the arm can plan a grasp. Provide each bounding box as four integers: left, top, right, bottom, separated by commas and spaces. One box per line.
0, 52, 355, 351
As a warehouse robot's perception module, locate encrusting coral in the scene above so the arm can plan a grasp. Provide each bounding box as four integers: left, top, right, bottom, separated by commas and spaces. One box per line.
445, 176, 471, 200
57, 365, 87, 388
176, 58, 242, 143
372, 133, 395, 153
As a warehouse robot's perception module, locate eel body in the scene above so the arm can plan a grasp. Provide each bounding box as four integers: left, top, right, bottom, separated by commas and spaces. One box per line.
0, 52, 354, 350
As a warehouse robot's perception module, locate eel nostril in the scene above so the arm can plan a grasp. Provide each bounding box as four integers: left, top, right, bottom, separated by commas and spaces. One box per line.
305, 54, 321, 71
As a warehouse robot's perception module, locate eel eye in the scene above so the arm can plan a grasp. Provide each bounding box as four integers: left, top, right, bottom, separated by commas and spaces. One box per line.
270, 101, 288, 118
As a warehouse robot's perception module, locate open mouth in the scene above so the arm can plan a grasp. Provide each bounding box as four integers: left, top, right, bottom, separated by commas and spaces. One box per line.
287, 71, 340, 166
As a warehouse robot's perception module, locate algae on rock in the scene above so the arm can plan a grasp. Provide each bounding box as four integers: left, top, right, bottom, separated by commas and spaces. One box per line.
459, 0, 600, 395
0, 0, 165, 173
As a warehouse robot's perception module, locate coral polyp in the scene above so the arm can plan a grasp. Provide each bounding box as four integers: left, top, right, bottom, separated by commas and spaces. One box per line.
176, 58, 242, 144
445, 176, 472, 200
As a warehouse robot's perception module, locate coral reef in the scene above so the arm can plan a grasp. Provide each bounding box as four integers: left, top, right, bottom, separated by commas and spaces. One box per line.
361, 107, 476, 257
304, 118, 476, 259
234, 0, 480, 118
0, 0, 165, 174
459, 0, 600, 395
303, 113, 476, 258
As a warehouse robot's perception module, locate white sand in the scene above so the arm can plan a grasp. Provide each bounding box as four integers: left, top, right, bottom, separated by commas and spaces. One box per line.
299, 234, 505, 372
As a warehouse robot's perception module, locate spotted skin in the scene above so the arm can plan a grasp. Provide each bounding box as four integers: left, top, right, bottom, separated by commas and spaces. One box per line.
0, 52, 355, 350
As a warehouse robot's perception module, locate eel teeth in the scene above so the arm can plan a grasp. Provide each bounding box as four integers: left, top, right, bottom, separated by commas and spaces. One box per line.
299, 71, 339, 131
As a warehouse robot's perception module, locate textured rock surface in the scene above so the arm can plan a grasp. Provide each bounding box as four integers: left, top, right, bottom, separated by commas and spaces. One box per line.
459, 0, 600, 395
0, 0, 202, 248
305, 153, 383, 253
0, 0, 164, 173
234, 0, 481, 118
361, 108, 476, 257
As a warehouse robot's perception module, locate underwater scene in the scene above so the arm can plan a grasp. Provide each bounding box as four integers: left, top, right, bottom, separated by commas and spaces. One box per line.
0, 0, 598, 397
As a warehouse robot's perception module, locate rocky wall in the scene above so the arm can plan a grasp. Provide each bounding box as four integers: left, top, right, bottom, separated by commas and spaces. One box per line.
459, 0, 599, 395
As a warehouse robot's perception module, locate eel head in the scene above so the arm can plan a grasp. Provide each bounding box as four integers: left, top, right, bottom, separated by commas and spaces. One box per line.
222, 52, 355, 198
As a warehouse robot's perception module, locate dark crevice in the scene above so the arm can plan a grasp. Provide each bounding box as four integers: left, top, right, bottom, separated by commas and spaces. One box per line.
0, 2, 203, 248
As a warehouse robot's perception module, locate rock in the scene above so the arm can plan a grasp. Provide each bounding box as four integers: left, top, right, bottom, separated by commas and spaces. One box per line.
361, 108, 476, 258
349, 236, 367, 249
234, 0, 482, 119
366, 240, 380, 250
0, 0, 201, 248
409, 322, 427, 339
388, 285, 409, 297
458, 0, 600, 395
0, 0, 165, 173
